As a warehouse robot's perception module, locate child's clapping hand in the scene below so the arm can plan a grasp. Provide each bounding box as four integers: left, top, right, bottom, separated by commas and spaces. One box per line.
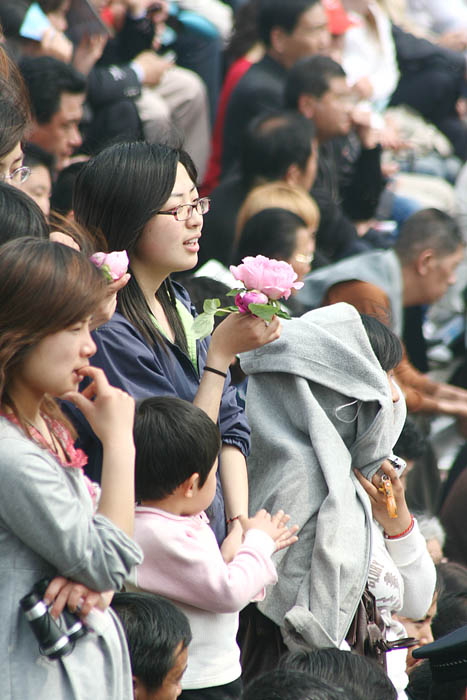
239, 509, 298, 552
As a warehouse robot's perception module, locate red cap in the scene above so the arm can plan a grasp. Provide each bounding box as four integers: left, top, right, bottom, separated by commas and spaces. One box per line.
322, 0, 358, 35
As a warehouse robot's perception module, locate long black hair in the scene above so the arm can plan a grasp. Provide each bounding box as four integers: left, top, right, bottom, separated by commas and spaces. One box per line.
73, 141, 198, 354
360, 314, 403, 372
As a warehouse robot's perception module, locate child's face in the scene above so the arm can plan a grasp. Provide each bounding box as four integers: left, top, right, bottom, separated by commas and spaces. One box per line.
191, 458, 219, 514
136, 642, 188, 700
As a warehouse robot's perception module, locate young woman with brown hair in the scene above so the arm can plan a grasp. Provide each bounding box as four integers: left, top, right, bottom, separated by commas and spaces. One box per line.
0, 237, 142, 698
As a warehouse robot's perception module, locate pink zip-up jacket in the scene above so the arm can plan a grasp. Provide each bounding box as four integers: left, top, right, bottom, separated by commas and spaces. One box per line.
129, 506, 278, 689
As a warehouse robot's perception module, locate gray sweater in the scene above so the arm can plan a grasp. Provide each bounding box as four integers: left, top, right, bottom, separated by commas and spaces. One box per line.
0, 418, 143, 699
241, 303, 406, 650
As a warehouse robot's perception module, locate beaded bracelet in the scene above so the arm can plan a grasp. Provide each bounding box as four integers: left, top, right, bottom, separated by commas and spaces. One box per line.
384, 514, 414, 540
226, 515, 240, 526
204, 365, 227, 379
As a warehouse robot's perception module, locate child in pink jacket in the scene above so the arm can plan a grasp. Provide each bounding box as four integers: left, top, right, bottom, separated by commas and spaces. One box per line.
128, 396, 298, 699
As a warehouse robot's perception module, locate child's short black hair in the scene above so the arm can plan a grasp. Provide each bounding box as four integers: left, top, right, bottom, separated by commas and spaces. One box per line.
242, 668, 351, 700
279, 648, 397, 700
134, 396, 221, 501
112, 592, 191, 692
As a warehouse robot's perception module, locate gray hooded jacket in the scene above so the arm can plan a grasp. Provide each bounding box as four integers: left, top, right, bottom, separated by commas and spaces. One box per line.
241, 303, 406, 650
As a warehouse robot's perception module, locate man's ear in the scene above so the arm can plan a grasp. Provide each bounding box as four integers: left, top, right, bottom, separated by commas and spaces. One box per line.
284, 163, 302, 187
133, 676, 146, 700
298, 93, 316, 119
270, 26, 288, 55
415, 248, 435, 276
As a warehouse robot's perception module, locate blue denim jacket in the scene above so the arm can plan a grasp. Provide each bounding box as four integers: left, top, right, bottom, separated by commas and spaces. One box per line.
66, 283, 250, 545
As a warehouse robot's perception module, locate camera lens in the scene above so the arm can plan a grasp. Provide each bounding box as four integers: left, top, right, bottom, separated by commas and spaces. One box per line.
61, 607, 87, 642
20, 591, 73, 659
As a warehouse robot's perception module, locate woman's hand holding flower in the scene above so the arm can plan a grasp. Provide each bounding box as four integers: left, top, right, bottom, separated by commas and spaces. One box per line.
208, 312, 281, 370
90, 251, 129, 282
193, 255, 301, 340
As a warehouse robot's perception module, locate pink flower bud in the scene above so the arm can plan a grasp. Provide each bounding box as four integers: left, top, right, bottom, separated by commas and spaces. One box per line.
235, 290, 269, 314
90, 251, 129, 281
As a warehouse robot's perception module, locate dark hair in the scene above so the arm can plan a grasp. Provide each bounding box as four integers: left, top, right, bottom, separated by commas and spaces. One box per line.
432, 562, 467, 639
50, 160, 86, 216
234, 207, 307, 264
227, 0, 261, 64
19, 56, 86, 124
394, 417, 426, 462
285, 55, 346, 110
395, 208, 464, 266
0, 1, 28, 38
257, 0, 319, 46
180, 276, 231, 318
0, 181, 49, 242
111, 592, 191, 692
134, 396, 221, 501
39, 0, 68, 11
0, 237, 105, 430
279, 648, 397, 700
242, 668, 353, 700
242, 111, 316, 189
73, 141, 197, 353
407, 659, 467, 700
359, 314, 403, 372
22, 142, 55, 176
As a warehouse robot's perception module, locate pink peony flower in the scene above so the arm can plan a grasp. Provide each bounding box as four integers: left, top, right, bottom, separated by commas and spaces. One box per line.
235, 290, 269, 314
90, 250, 129, 282
230, 255, 304, 301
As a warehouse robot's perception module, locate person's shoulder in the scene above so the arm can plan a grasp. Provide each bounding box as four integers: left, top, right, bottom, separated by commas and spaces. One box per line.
94, 310, 148, 345
0, 418, 30, 451
172, 280, 192, 306
135, 508, 209, 542
229, 55, 283, 100
0, 421, 56, 478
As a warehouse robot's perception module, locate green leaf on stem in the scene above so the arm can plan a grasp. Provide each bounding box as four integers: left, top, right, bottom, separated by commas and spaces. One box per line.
247, 303, 277, 322
192, 312, 215, 340
203, 298, 221, 313
226, 287, 244, 297
215, 306, 238, 314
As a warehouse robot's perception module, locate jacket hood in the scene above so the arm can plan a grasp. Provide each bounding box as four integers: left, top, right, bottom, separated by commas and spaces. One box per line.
241, 302, 406, 469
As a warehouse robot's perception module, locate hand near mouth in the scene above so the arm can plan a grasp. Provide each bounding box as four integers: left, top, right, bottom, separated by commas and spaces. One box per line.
63, 366, 135, 447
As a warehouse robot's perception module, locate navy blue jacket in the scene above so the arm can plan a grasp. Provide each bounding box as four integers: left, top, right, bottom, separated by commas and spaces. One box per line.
67, 284, 250, 544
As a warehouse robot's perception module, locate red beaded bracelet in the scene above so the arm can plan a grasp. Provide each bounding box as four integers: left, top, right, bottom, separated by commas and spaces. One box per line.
384, 514, 414, 540
226, 515, 240, 526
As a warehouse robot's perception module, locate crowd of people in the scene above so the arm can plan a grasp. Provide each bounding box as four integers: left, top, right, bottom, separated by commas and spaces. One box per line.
1, 1, 467, 699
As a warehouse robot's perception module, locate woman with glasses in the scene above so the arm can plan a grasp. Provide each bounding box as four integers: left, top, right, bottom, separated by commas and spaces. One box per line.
71, 140, 281, 554
0, 62, 30, 185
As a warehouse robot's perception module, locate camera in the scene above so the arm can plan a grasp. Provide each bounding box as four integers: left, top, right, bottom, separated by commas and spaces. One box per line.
388, 453, 407, 476
20, 578, 87, 660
